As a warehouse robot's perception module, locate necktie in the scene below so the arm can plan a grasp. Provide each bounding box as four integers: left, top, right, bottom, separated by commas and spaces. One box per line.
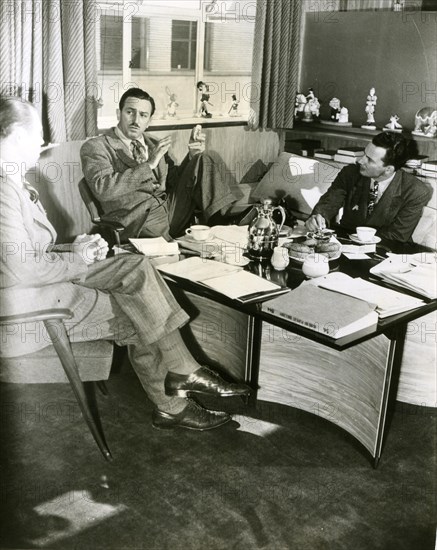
367, 179, 379, 217
131, 140, 148, 164
23, 181, 39, 203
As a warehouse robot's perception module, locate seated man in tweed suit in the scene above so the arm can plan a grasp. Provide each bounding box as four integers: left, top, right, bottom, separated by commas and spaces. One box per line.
0, 97, 249, 431
80, 87, 243, 241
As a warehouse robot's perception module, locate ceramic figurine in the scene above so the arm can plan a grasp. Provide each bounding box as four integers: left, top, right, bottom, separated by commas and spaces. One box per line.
361, 87, 377, 129
294, 92, 307, 118
412, 107, 437, 138
165, 86, 179, 118
196, 81, 213, 118
329, 97, 341, 121
384, 114, 403, 133
337, 106, 349, 124
228, 94, 240, 117
302, 88, 320, 123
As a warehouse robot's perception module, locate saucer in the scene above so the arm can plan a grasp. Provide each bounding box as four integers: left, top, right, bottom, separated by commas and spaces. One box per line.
349, 234, 381, 245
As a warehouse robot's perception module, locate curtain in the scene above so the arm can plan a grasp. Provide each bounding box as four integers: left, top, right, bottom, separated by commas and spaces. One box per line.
0, 0, 98, 142
248, 0, 303, 130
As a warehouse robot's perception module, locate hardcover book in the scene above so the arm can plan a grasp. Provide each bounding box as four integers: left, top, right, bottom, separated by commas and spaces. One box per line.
262, 282, 378, 340
336, 147, 365, 157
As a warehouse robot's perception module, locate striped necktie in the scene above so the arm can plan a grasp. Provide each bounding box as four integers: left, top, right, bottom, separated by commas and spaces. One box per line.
23, 181, 39, 203
131, 140, 148, 164
367, 179, 379, 217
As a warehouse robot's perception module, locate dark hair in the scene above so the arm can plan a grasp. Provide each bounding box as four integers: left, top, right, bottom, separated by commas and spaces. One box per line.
197, 81, 207, 91
119, 87, 156, 116
0, 96, 36, 139
372, 132, 408, 171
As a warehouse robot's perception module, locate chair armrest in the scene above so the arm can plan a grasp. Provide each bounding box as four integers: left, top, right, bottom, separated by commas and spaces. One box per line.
0, 309, 73, 324
97, 220, 125, 233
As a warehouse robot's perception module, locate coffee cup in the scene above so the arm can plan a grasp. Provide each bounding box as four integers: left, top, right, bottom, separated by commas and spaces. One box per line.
185, 225, 211, 241
356, 226, 377, 242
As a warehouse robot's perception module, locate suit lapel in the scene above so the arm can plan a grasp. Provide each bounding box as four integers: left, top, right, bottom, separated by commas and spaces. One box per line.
105, 128, 137, 168
1, 169, 57, 242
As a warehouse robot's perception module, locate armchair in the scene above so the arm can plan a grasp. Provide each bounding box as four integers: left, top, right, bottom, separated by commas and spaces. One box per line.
0, 308, 113, 460
78, 178, 125, 247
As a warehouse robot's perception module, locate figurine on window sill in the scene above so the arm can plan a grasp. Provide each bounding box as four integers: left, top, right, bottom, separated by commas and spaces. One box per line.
228, 94, 240, 117
165, 87, 179, 119
302, 88, 320, 123
196, 81, 213, 118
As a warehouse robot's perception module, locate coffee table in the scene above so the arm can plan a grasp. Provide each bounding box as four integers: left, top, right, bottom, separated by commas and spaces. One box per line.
162, 239, 436, 467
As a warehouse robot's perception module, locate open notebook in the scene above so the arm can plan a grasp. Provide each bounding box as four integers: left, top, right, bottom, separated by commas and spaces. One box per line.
157, 256, 290, 303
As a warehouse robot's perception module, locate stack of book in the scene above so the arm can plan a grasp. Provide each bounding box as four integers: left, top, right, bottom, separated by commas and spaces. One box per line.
414, 159, 437, 180
333, 146, 365, 164
314, 149, 337, 160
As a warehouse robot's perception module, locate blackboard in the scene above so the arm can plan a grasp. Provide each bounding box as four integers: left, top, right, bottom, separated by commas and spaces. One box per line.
300, 11, 437, 132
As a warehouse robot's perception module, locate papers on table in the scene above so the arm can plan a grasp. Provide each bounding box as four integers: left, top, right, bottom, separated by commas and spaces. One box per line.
157, 256, 289, 303
370, 253, 437, 300
311, 272, 425, 318
129, 237, 179, 257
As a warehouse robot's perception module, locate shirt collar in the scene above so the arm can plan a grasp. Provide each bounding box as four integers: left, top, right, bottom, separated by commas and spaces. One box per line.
114, 126, 147, 153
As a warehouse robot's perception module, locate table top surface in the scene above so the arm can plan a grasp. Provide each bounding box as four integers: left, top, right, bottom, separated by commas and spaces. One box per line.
163, 228, 436, 350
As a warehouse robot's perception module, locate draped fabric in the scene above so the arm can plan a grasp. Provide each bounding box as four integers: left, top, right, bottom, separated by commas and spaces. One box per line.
0, 0, 98, 142
248, 0, 303, 130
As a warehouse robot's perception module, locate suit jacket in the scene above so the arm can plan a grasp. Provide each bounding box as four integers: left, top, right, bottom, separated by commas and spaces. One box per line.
0, 170, 188, 357
0, 170, 95, 355
312, 164, 432, 242
80, 128, 186, 238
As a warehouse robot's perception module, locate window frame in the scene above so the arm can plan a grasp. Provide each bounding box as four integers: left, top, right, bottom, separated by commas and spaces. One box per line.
96, 0, 254, 129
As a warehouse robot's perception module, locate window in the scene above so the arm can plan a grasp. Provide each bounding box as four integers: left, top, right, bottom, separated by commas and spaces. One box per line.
171, 20, 197, 70
99, 15, 122, 71
96, 0, 257, 126
131, 17, 149, 69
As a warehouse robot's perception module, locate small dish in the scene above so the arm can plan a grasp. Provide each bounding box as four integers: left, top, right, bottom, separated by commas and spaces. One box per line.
349, 233, 381, 245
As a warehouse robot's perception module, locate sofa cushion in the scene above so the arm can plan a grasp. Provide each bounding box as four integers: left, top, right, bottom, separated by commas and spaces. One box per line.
250, 153, 340, 218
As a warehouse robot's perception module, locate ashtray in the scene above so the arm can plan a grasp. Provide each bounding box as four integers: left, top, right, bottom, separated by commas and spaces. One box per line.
307, 229, 336, 242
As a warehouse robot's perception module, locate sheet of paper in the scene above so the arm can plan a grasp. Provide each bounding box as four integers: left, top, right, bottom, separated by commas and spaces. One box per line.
157, 256, 242, 282
204, 270, 283, 300
129, 237, 179, 256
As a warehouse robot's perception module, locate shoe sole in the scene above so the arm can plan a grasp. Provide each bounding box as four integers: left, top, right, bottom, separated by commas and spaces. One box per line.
165, 388, 250, 398
152, 416, 231, 431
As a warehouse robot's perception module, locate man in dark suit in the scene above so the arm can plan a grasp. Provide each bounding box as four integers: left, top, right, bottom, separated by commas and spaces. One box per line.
80, 87, 243, 241
306, 132, 432, 243
0, 96, 249, 431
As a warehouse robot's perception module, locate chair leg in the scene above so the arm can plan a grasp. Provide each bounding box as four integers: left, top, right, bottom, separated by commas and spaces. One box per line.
96, 380, 109, 397
44, 319, 113, 461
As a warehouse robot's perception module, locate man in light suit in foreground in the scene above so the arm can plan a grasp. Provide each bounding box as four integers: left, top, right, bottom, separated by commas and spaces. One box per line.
0, 97, 249, 431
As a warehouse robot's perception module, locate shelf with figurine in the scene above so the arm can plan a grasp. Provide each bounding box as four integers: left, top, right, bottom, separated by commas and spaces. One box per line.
320, 97, 352, 127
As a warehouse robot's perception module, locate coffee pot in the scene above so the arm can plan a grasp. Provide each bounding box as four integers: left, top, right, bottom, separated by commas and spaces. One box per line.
247, 199, 286, 260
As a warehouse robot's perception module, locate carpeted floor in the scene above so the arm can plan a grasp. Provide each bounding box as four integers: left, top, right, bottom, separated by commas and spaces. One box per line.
1, 364, 436, 550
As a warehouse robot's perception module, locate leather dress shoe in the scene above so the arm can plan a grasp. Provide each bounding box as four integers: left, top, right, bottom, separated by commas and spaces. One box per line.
152, 399, 231, 431
165, 366, 251, 398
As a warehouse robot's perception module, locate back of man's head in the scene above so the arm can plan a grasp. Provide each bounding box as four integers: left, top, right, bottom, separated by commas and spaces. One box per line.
0, 96, 36, 140
119, 88, 156, 115
372, 131, 408, 171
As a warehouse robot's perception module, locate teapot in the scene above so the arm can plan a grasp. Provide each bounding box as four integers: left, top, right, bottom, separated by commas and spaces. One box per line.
247, 199, 286, 260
